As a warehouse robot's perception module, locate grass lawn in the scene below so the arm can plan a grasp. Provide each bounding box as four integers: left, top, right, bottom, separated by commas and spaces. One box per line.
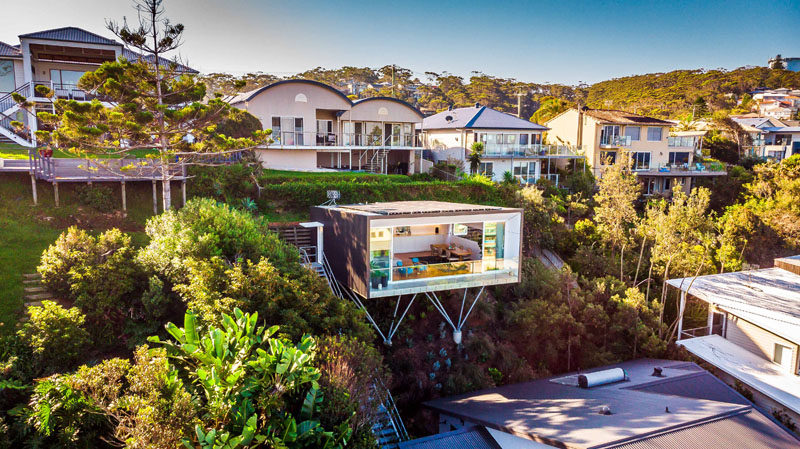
0, 143, 157, 160
0, 173, 162, 334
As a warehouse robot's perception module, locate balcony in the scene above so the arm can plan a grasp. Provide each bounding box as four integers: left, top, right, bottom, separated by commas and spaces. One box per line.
600, 135, 632, 148
30, 81, 109, 102
637, 161, 726, 175
480, 144, 583, 158
270, 131, 420, 149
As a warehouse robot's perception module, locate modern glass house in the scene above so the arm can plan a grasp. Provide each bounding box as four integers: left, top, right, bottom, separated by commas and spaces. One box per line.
310, 201, 523, 299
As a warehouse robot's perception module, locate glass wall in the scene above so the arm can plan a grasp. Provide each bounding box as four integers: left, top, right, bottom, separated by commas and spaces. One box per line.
369, 227, 392, 289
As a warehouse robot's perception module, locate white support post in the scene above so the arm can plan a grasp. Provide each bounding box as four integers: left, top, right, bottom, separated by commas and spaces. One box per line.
30, 173, 37, 205
152, 180, 158, 214
53, 182, 59, 207
121, 181, 127, 213
677, 290, 687, 340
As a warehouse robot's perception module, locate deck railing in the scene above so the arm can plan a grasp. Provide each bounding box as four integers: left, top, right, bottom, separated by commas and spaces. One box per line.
270, 131, 420, 148
679, 324, 723, 340
481, 144, 583, 158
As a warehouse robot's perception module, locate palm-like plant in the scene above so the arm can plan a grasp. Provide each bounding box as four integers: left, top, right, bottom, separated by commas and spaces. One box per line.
469, 142, 484, 174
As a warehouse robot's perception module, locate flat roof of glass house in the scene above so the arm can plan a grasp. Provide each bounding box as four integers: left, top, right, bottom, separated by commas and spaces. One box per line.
335, 201, 509, 216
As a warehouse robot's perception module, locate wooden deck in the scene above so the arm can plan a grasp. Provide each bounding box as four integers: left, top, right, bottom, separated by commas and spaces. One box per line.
29, 156, 186, 183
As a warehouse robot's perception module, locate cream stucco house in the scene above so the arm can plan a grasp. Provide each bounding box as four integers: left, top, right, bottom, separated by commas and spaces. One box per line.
419, 104, 584, 184
0, 27, 196, 148
546, 108, 726, 195
229, 79, 423, 174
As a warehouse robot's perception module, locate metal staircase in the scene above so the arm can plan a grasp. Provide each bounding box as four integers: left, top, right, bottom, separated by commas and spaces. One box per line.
0, 83, 36, 147
300, 250, 409, 448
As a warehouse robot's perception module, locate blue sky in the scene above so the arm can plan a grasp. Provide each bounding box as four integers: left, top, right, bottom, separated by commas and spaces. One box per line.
2, 0, 798, 84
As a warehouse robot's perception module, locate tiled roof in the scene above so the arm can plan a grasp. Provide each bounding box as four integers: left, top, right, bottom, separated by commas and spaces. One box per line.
19, 27, 120, 46
398, 426, 500, 449
583, 108, 673, 126
423, 105, 548, 131
0, 41, 22, 58
121, 48, 198, 74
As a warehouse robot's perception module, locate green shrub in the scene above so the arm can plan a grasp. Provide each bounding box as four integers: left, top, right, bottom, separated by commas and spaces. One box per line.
17, 301, 91, 375
38, 227, 97, 298
75, 184, 115, 212
214, 108, 262, 138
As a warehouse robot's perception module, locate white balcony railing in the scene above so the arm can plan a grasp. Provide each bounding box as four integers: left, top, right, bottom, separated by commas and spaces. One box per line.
481, 144, 583, 158
270, 131, 420, 148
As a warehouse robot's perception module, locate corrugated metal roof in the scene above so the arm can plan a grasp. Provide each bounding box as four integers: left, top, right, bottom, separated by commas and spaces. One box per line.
0, 41, 22, 58
19, 27, 120, 46
422, 105, 548, 131
398, 426, 500, 449
606, 409, 799, 449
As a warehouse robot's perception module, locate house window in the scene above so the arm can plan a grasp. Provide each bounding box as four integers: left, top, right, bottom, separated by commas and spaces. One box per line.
631, 152, 650, 170
317, 120, 333, 145
625, 126, 641, 141
271, 117, 303, 145
0, 60, 14, 93
49, 69, 86, 89
477, 162, 493, 177
599, 151, 617, 165
519, 134, 529, 145
773, 343, 793, 371
271, 117, 281, 143
601, 125, 620, 145
647, 127, 663, 141
669, 152, 690, 165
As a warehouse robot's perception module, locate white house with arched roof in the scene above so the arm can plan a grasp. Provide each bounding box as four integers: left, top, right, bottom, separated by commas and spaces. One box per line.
229, 79, 423, 174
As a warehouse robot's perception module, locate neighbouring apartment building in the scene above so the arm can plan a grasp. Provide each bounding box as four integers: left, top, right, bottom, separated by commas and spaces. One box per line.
419, 104, 585, 185
0, 26, 196, 147
671, 255, 800, 426
229, 79, 423, 174
546, 107, 726, 195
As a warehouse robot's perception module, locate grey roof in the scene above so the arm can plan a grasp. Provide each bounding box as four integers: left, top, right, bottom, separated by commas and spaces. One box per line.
337, 201, 505, 216
730, 117, 778, 129
19, 27, 120, 46
610, 409, 798, 449
122, 48, 198, 74
425, 359, 798, 449
422, 105, 548, 131
0, 41, 22, 58
398, 426, 500, 449
762, 126, 800, 133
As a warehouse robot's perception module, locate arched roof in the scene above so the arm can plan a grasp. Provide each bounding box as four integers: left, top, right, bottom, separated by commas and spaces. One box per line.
234, 78, 353, 104
352, 96, 424, 118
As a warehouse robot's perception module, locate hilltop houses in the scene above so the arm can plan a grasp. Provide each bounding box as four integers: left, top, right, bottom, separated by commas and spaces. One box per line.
0, 26, 196, 147
546, 108, 726, 195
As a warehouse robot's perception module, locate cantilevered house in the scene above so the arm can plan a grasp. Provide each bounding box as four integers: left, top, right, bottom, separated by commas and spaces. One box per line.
671, 255, 800, 426
0, 26, 197, 147
309, 200, 522, 344
422, 359, 799, 448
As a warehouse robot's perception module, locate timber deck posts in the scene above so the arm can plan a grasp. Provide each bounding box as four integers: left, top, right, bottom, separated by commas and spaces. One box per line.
151, 180, 158, 214
121, 181, 127, 214
30, 173, 38, 205
53, 182, 59, 207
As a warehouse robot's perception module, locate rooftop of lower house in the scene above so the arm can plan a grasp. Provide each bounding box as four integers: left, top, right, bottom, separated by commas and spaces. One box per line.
0, 41, 21, 58
424, 358, 799, 448
331, 200, 509, 217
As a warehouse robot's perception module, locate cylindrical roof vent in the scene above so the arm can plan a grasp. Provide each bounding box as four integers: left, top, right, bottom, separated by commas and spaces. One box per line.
578, 368, 626, 388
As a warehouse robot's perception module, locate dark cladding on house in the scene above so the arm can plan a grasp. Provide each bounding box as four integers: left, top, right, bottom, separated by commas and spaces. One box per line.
309, 201, 523, 299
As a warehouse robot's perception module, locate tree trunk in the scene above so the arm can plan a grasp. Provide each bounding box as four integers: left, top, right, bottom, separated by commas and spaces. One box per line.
658, 255, 674, 339
619, 243, 626, 282
161, 162, 171, 211
633, 236, 647, 286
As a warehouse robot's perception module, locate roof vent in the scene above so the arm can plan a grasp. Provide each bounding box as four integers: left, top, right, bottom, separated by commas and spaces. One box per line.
599, 405, 612, 415
651, 367, 665, 377
475, 102, 480, 108
445, 115, 453, 122
578, 368, 626, 388
448, 105, 453, 111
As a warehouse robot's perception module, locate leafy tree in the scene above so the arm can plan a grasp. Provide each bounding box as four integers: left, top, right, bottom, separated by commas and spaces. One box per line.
531, 96, 571, 124
770, 54, 787, 70
593, 161, 640, 277
18, 0, 269, 210
468, 142, 484, 174
149, 309, 353, 449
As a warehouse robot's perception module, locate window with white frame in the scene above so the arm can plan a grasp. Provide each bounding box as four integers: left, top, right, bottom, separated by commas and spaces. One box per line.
271, 117, 303, 145
0, 60, 14, 93
625, 126, 641, 141
477, 162, 494, 177
631, 152, 651, 170
601, 125, 620, 145
647, 127, 663, 141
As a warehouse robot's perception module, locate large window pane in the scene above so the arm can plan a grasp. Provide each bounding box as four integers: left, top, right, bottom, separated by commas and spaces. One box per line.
625, 126, 640, 141
0, 61, 14, 92
647, 127, 663, 141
